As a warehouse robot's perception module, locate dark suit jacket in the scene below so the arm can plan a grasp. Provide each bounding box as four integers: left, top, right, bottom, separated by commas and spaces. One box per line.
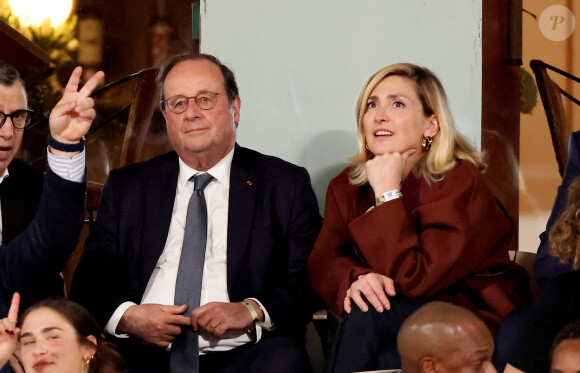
71, 145, 321, 342
0, 159, 66, 310
1, 159, 43, 244
535, 131, 580, 289
0, 168, 85, 313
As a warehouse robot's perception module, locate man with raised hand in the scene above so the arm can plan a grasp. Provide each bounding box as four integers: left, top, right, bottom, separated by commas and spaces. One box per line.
0, 64, 103, 323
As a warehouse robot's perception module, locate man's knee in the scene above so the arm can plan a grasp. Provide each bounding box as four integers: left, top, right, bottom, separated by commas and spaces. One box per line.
247, 337, 310, 373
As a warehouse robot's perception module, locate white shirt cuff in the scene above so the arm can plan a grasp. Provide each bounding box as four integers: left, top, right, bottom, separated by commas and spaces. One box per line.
104, 301, 136, 338
246, 298, 272, 342
46, 147, 85, 182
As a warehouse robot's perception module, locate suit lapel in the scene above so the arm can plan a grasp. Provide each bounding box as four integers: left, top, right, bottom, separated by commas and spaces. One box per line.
1, 164, 27, 244
141, 153, 179, 280
227, 145, 257, 292
0, 178, 10, 244
1, 164, 18, 244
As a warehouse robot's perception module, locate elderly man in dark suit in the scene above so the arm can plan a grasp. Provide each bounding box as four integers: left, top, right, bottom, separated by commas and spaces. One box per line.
0, 63, 103, 372
71, 53, 321, 373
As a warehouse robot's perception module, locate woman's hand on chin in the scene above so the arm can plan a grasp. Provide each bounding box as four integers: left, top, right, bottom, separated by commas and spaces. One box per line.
366, 148, 416, 194
344, 273, 396, 313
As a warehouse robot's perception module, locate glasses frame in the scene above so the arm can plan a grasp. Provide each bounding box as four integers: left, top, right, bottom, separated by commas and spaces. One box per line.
0, 109, 35, 130
162, 92, 226, 114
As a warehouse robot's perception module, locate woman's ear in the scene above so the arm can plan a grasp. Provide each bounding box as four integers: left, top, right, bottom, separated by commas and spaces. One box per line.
82, 335, 98, 358
425, 115, 440, 138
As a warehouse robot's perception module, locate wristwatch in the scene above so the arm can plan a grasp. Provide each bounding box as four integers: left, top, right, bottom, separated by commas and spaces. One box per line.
375, 189, 403, 206
242, 300, 274, 330
49, 135, 85, 152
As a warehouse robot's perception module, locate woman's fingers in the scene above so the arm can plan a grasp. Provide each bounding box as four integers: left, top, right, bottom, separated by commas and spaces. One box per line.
7, 293, 19, 327
346, 273, 396, 313
349, 286, 370, 312
382, 275, 397, 296
344, 290, 352, 313
367, 276, 391, 311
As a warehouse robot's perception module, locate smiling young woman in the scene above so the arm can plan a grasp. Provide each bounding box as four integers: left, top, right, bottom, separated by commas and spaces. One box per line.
0, 297, 124, 373
18, 297, 123, 373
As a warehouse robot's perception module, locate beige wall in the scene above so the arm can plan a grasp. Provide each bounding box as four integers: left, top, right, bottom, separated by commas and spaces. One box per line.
519, 0, 579, 252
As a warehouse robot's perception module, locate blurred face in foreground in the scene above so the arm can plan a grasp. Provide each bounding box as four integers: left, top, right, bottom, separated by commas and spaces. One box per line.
550, 339, 580, 373
422, 322, 496, 373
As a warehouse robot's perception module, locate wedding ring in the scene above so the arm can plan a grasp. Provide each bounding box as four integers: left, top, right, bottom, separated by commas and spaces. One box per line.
344, 296, 351, 301
210, 323, 217, 328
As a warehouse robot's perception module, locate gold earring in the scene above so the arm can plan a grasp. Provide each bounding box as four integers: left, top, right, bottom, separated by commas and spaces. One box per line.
421, 136, 433, 152
84, 355, 94, 369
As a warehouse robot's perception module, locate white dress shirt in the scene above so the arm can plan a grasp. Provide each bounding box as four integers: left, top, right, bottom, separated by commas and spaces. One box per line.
106, 147, 270, 353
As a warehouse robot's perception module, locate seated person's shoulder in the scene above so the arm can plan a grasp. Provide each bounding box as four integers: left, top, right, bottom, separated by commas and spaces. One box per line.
109, 151, 178, 181
244, 147, 309, 178
7, 159, 44, 197
9, 158, 44, 180
428, 159, 483, 191
449, 159, 483, 178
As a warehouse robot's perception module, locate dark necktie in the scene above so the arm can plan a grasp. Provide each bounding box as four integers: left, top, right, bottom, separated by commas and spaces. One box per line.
170, 173, 214, 373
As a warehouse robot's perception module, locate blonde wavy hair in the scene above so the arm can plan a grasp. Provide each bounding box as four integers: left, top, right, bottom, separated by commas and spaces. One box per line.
549, 177, 580, 269
348, 63, 485, 185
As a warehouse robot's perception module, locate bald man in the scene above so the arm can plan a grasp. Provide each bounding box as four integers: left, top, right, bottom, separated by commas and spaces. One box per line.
397, 302, 496, 373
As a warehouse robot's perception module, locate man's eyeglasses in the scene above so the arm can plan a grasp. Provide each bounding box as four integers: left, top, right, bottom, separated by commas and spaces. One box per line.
0, 109, 34, 130
162, 92, 226, 114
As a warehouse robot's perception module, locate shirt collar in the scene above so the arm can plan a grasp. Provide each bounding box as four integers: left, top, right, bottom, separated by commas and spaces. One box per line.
0, 168, 9, 185
177, 147, 234, 191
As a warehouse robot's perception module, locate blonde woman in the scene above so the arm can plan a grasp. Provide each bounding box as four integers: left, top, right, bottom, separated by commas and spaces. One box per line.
307, 63, 528, 372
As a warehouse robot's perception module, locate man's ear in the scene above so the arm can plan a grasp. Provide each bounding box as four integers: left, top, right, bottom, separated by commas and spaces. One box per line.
232, 96, 241, 124
420, 357, 437, 373
161, 105, 168, 121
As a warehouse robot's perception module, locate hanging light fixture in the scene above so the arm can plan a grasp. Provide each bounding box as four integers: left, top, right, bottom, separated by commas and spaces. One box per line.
7, 0, 73, 27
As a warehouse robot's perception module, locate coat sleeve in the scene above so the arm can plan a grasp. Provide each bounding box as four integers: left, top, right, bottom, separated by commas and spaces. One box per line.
253, 167, 322, 332
0, 169, 85, 296
69, 171, 130, 327
350, 165, 514, 299
307, 175, 370, 314
534, 131, 580, 288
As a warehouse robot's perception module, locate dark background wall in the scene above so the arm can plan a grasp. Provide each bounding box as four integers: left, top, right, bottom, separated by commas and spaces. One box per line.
77, 0, 196, 81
